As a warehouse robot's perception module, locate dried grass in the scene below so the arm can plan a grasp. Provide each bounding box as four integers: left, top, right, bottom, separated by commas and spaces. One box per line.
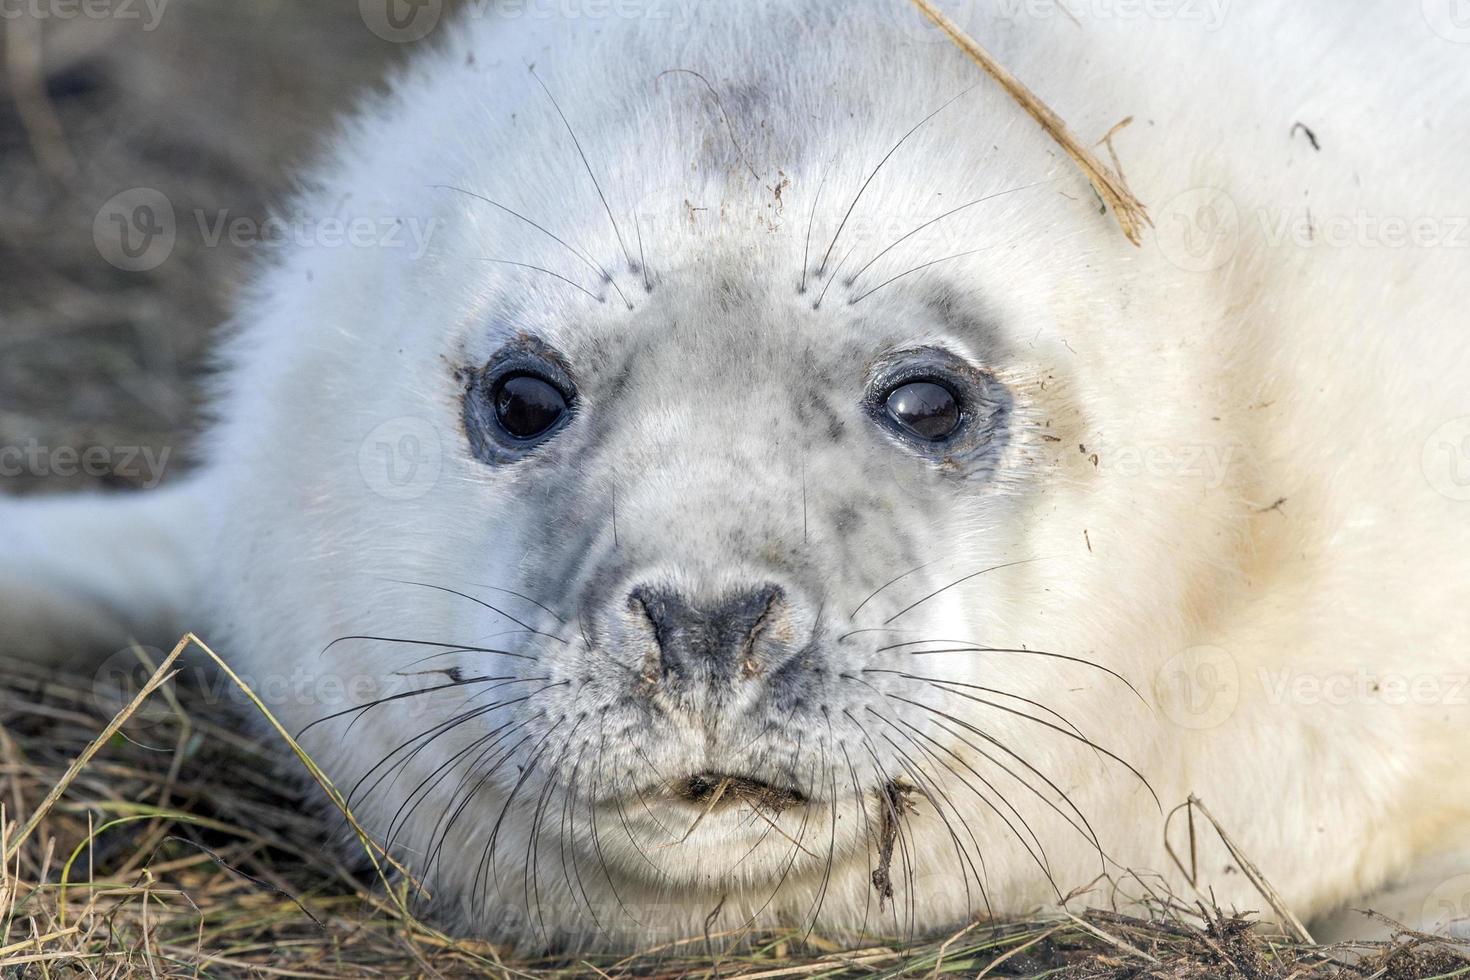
908, 0, 1153, 245
3, 638, 1469, 978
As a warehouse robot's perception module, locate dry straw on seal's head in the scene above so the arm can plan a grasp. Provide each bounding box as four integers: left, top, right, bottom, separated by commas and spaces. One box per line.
909, 0, 1153, 246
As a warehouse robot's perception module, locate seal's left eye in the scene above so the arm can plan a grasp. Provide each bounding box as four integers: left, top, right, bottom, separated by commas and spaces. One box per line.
885, 381, 960, 441
493, 374, 567, 441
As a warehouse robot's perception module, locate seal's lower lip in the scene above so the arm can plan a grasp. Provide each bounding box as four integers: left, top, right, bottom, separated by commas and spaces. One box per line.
671, 772, 807, 812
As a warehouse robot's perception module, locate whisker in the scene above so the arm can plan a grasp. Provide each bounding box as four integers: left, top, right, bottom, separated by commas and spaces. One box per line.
633, 211, 651, 292
741, 739, 820, 932
891, 688, 1159, 809
799, 726, 839, 940
882, 719, 999, 921
390, 580, 566, 643
386, 716, 524, 855
879, 702, 1059, 885
800, 169, 829, 294
655, 68, 761, 182
466, 583, 568, 625
349, 685, 562, 810
815, 85, 975, 275
432, 184, 630, 308
853, 683, 1041, 904
530, 65, 635, 272
838, 740, 878, 942
526, 715, 588, 945
873, 729, 985, 911
848, 559, 939, 621
296, 673, 534, 739
559, 744, 610, 940
614, 795, 668, 877
472, 722, 563, 910
416, 726, 546, 887
848, 670, 1110, 867
864, 668, 1096, 747
851, 727, 916, 939
846, 178, 1056, 289
882, 557, 1047, 625
810, 241, 852, 309
882, 640, 1145, 702
320, 635, 539, 663
849, 247, 992, 305
586, 723, 645, 927
893, 696, 1110, 869
478, 258, 606, 304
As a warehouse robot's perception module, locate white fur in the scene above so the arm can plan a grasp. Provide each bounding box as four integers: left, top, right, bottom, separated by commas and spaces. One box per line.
4, 0, 1468, 950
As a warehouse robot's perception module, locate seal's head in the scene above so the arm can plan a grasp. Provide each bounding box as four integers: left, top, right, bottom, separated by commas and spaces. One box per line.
214, 1, 1238, 949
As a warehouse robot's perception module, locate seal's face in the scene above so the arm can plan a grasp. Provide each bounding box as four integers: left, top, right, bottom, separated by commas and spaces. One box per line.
226, 4, 1227, 947
446, 264, 1028, 892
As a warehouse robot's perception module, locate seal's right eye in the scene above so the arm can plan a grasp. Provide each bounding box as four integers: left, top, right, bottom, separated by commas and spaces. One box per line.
463, 339, 577, 464
494, 374, 567, 441
884, 381, 960, 441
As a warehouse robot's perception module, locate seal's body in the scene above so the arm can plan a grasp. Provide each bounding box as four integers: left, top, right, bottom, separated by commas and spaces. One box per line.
4, 0, 1468, 949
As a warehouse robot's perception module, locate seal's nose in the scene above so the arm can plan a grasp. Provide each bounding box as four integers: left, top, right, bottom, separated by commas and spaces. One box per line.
629, 583, 790, 684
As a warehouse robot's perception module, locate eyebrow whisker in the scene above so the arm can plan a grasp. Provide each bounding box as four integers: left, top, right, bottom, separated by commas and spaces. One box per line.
478, 258, 606, 304
530, 65, 636, 274
849, 248, 992, 306
815, 85, 975, 276
846, 178, 1056, 290
433, 184, 631, 309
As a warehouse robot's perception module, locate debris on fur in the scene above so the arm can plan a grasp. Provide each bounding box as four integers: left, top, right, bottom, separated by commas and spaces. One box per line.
871, 778, 918, 909
674, 771, 807, 812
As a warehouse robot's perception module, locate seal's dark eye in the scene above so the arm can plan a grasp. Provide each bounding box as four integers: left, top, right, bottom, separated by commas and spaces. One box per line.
464, 339, 576, 464
493, 374, 567, 441
885, 381, 960, 441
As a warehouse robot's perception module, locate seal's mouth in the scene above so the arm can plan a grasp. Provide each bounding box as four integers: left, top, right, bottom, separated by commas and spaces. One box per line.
671, 772, 807, 812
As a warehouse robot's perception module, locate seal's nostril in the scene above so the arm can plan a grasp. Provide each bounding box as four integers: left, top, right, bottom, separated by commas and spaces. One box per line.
628, 583, 786, 683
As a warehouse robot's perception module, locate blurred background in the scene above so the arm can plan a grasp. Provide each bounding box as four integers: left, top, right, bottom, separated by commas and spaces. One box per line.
0, 1, 424, 496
